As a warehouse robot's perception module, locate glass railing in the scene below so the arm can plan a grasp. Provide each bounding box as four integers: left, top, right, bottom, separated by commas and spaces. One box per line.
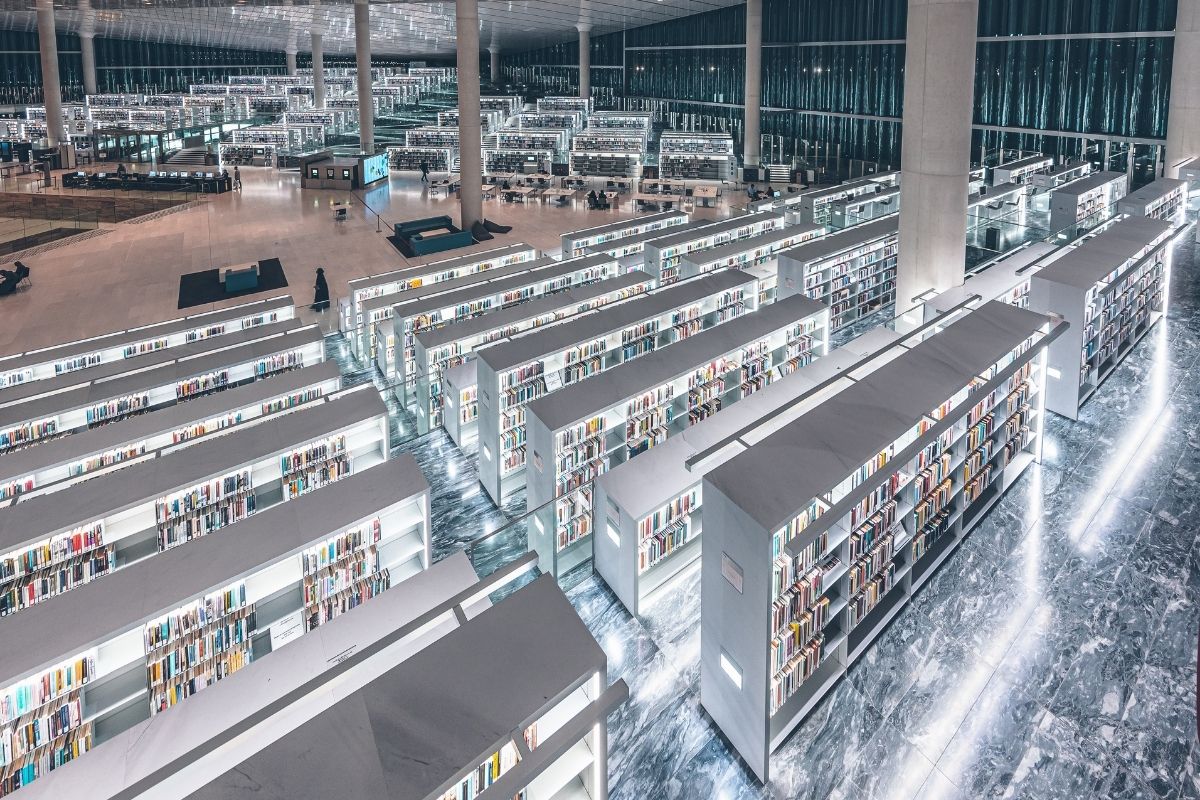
0, 209, 102, 251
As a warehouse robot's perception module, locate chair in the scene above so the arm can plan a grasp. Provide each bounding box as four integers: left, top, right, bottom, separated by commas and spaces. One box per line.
13, 263, 30, 290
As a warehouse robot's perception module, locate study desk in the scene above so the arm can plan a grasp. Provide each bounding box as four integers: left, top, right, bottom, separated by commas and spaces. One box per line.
633, 192, 678, 210
540, 188, 577, 204
693, 185, 719, 207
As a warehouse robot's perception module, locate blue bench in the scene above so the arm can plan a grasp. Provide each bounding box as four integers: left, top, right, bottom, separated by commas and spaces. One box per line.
394, 216, 475, 257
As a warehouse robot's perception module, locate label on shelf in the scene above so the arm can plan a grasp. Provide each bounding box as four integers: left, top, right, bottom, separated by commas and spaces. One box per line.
721, 553, 744, 594
269, 610, 304, 650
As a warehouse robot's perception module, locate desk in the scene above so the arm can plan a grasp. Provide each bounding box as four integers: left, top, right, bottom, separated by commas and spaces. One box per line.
693, 185, 719, 207
642, 180, 687, 196
562, 175, 590, 191
540, 188, 577, 205
603, 177, 634, 193
506, 186, 538, 203
429, 174, 461, 198
0, 163, 31, 179
481, 184, 498, 198
633, 192, 676, 210
484, 172, 515, 185
520, 173, 555, 188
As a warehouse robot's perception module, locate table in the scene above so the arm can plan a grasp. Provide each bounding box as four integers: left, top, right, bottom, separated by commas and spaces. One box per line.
642, 180, 687, 196
540, 188, 577, 205
602, 177, 634, 193
481, 184, 498, 198
520, 173, 555, 188
562, 175, 590, 191
692, 185, 719, 207
633, 192, 677, 210
484, 172, 515, 185
503, 186, 538, 203
429, 174, 461, 198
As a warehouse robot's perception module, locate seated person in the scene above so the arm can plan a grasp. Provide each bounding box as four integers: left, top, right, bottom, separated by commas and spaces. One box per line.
0, 269, 17, 296
586, 190, 600, 209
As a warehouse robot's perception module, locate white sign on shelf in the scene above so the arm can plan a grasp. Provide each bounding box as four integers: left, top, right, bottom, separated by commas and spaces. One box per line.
721, 552, 744, 594
269, 610, 305, 650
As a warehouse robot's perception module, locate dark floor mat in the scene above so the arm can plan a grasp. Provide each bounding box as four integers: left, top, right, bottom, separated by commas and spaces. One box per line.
177, 257, 288, 309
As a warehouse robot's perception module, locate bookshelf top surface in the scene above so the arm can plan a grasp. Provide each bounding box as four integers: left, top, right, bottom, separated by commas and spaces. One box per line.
803, 178, 882, 201
415, 271, 652, 351
1034, 215, 1172, 290
0, 294, 293, 368
0, 324, 324, 431
0, 458, 426, 687
996, 154, 1054, 171
0, 387, 386, 548
187, 575, 603, 800
835, 184, 901, 207
348, 244, 539, 292
0, 360, 341, 483
562, 210, 687, 242
778, 215, 900, 264
444, 357, 478, 387
1052, 170, 1127, 197
0, 318, 306, 409
926, 242, 1059, 315
683, 222, 826, 266
475, 270, 756, 372
643, 211, 784, 251
967, 182, 1024, 208
705, 301, 1050, 533
526, 294, 828, 432
1121, 177, 1188, 205
361, 255, 559, 314
586, 220, 713, 252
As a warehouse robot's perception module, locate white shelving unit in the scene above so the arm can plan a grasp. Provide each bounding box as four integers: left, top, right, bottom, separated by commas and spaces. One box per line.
0, 325, 325, 454
777, 215, 899, 333
792, 179, 885, 226
341, 244, 539, 359
443, 360, 479, 448
587, 111, 653, 134
829, 184, 900, 229
0, 459, 431, 796
516, 111, 585, 131
1028, 215, 1174, 419
0, 389, 390, 619
0, 361, 341, 503
538, 96, 594, 114
680, 223, 826, 301
643, 211, 785, 284
561, 211, 688, 259
1117, 178, 1187, 223
699, 302, 1063, 782
967, 182, 1028, 224
922, 241, 1060, 323
524, 295, 829, 577
1048, 171, 1128, 233
405, 126, 461, 150
1029, 160, 1091, 191
583, 221, 711, 273
412, 272, 654, 436
475, 271, 760, 506
658, 132, 735, 181
991, 154, 1053, 185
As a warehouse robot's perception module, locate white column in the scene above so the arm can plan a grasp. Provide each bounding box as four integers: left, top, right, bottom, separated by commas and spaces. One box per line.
457, 0, 484, 230
311, 0, 326, 109
743, 0, 762, 170
354, 0, 374, 154
78, 0, 97, 97
36, 0, 62, 147
490, 47, 501, 84
1166, 0, 1200, 176
896, 0, 979, 310
286, 49, 298, 76
577, 23, 591, 99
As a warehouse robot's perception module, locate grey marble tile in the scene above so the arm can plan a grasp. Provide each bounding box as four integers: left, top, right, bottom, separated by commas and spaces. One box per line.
1109, 663, 1197, 800
981, 711, 1110, 800
840, 717, 938, 800
607, 694, 716, 800
914, 768, 968, 800
668, 735, 769, 800
846, 603, 951, 719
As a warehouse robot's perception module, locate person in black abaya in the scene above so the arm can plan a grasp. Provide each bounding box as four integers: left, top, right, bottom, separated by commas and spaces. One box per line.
311, 267, 330, 312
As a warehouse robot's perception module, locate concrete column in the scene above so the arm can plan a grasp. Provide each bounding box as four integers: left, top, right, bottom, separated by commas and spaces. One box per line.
456, 0, 484, 230
1166, 0, 1200, 176
896, 0, 979, 311
577, 23, 591, 99
490, 47, 501, 84
286, 49, 298, 76
743, 0, 762, 169
36, 0, 62, 147
78, 0, 97, 96
311, 0, 326, 109
354, 0, 374, 154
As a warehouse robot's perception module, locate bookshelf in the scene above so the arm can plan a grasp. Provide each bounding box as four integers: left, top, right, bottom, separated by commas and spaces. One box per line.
0, 296, 293, 391
0, 389, 389, 619
0, 362, 341, 503
568, 151, 643, 178
498, 129, 569, 152
966, 182, 1028, 225
485, 148, 555, 174
538, 96, 594, 114
571, 133, 645, 153
829, 184, 900, 230
516, 111, 584, 131
777, 215, 900, 333
1048, 171, 1128, 233
480, 94, 524, 115
475, 270, 760, 506
524, 295, 828, 577
586, 221, 712, 274
560, 211, 688, 260
991, 154, 1053, 186
438, 110, 504, 133
1028, 215, 1173, 420
405, 127, 461, 149
0, 325, 324, 455
658, 132, 735, 181
1178, 157, 1200, 193
443, 360, 479, 449
411, 272, 654, 436
793, 179, 884, 227
0, 460, 430, 795
922, 242, 1060, 323
587, 111, 653, 134
679, 223, 826, 290
698, 301, 1062, 782
342, 244, 539, 357
1117, 178, 1187, 224
643, 212, 785, 284
386, 254, 620, 386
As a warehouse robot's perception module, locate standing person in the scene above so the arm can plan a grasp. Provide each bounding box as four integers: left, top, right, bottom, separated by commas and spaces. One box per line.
233, 165, 242, 191
311, 267, 330, 312
419, 161, 430, 183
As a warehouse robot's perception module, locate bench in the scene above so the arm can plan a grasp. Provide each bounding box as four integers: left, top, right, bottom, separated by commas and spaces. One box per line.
394, 216, 475, 257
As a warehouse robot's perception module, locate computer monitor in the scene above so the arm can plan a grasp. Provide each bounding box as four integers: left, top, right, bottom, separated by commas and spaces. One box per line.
205, 172, 215, 178
148, 171, 157, 177
97, 172, 107, 178
168, 171, 179, 177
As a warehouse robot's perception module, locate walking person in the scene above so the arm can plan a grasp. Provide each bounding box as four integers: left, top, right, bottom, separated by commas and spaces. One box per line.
419, 161, 430, 183
311, 267, 330, 312
233, 165, 242, 191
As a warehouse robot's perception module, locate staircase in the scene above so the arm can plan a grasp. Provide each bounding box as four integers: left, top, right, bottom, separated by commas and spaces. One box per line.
167, 147, 210, 167
763, 163, 792, 183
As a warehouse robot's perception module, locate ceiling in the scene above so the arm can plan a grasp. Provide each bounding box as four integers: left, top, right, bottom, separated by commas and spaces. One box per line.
0, 0, 743, 59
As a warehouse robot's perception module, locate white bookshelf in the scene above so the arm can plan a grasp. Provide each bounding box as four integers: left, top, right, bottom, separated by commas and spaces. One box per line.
777, 215, 899, 333
499, 129, 570, 152
538, 96, 594, 114
475, 270, 761, 506
829, 184, 900, 230
524, 295, 829, 577
1028, 215, 1173, 419
699, 302, 1062, 781
658, 132, 735, 181
587, 111, 652, 133
387, 146, 454, 172
0, 361, 341, 503
643, 211, 785, 284
443, 360, 479, 448
388, 253, 620, 387
516, 111, 585, 131
0, 460, 430, 795
0, 389, 389, 619
1048, 171, 1128, 233
1117, 178, 1187, 224
485, 147, 555, 174
405, 126, 460, 150
967, 182, 1028, 224
0, 325, 325, 455
793, 179, 884, 227
680, 223, 826, 302
991, 154, 1053, 185
560, 211, 689, 260
341, 244, 539, 360
411, 272, 654, 436
0, 296, 294, 391
584, 221, 711, 273
921, 241, 1060, 323
1028, 160, 1091, 191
